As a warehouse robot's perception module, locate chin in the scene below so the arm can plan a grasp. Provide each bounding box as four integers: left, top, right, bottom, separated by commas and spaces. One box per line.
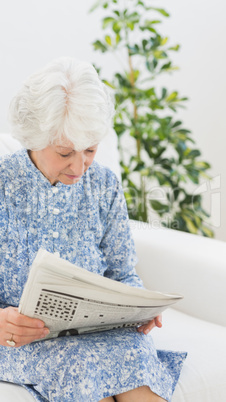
60, 177, 81, 185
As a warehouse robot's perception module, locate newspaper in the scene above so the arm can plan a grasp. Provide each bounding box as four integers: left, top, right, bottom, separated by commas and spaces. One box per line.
19, 249, 183, 340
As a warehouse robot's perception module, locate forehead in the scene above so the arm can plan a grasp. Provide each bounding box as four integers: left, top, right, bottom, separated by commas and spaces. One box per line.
53, 137, 98, 152
55, 138, 74, 150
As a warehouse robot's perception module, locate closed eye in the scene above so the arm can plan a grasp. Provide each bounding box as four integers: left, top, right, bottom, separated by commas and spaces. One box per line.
58, 149, 96, 157
59, 153, 72, 158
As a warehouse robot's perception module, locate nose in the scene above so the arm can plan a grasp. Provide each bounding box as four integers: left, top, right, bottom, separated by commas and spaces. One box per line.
68, 152, 86, 176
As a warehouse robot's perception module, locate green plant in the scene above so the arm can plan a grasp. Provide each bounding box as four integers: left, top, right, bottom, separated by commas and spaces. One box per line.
90, 0, 214, 237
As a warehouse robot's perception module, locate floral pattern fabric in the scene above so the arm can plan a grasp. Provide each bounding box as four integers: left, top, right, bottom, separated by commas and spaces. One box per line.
0, 149, 186, 401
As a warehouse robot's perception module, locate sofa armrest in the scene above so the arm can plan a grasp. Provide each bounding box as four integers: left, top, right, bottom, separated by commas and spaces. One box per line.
0, 133, 22, 156
130, 220, 226, 327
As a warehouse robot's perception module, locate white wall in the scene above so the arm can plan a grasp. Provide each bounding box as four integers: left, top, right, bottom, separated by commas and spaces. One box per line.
0, 0, 225, 241
157, 0, 226, 242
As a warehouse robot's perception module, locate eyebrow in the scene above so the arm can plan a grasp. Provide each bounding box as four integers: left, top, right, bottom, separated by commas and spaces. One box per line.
56, 145, 98, 151
56, 146, 74, 151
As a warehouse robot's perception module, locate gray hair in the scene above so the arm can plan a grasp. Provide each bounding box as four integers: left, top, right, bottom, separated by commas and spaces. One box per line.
8, 58, 115, 151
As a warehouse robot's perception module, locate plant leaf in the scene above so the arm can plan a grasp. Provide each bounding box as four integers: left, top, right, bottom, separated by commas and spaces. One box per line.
149, 7, 170, 17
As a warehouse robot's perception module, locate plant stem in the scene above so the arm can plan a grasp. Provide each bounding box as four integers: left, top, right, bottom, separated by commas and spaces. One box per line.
141, 175, 147, 221
128, 48, 147, 220
128, 51, 140, 159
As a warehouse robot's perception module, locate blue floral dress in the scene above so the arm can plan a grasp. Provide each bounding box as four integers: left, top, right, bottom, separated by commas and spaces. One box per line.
0, 149, 186, 402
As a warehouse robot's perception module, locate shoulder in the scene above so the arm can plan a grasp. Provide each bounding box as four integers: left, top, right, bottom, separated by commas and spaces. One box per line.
83, 161, 123, 211
0, 149, 27, 186
87, 161, 121, 197
89, 160, 117, 179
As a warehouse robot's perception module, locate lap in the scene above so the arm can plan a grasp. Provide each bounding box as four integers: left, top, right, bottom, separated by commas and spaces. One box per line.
0, 328, 185, 402
0, 328, 156, 383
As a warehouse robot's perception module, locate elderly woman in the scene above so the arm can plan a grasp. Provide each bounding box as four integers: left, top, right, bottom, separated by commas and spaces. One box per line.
0, 58, 186, 402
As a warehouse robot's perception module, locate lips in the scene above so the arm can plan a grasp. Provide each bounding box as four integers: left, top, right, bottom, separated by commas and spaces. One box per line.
65, 174, 80, 179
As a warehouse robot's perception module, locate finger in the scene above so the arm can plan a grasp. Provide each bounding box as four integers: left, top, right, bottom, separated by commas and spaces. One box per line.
4, 332, 49, 348
141, 316, 163, 334
155, 315, 163, 328
137, 320, 156, 334
4, 328, 50, 348
6, 322, 49, 338
143, 321, 156, 334
6, 308, 45, 329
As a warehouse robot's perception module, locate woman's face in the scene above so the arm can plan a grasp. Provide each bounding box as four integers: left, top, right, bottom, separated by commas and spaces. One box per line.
29, 140, 98, 185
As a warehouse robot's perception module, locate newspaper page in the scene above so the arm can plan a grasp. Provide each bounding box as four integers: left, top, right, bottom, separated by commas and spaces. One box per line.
19, 249, 183, 340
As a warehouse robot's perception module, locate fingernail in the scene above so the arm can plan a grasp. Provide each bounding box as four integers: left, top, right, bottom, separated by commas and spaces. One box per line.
42, 329, 50, 337
144, 329, 150, 335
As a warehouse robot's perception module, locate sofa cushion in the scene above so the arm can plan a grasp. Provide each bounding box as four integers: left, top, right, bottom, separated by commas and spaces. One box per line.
95, 129, 121, 180
0, 382, 35, 402
0, 133, 22, 156
151, 308, 226, 402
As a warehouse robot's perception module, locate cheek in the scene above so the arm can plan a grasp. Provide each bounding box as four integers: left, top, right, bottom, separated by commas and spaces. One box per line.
90, 150, 98, 162
49, 157, 67, 175
85, 154, 96, 168
58, 161, 70, 173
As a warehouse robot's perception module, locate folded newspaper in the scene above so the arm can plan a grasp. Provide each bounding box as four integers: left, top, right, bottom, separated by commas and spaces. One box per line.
19, 249, 183, 340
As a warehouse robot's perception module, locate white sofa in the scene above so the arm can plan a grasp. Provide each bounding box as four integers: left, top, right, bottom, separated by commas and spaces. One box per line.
0, 132, 226, 402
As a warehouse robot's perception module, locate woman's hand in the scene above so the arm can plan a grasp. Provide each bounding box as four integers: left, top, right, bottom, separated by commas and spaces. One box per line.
0, 307, 49, 348
137, 314, 162, 335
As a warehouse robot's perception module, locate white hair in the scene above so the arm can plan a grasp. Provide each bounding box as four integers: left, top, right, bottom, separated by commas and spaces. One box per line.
8, 57, 115, 151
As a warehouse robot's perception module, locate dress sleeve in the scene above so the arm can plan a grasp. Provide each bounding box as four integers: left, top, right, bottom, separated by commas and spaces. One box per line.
100, 176, 144, 288
0, 172, 9, 308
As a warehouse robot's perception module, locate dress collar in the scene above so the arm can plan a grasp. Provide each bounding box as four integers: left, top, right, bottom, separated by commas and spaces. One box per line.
21, 148, 84, 191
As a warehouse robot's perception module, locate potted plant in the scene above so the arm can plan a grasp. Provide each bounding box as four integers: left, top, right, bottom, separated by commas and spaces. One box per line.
90, 0, 213, 237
